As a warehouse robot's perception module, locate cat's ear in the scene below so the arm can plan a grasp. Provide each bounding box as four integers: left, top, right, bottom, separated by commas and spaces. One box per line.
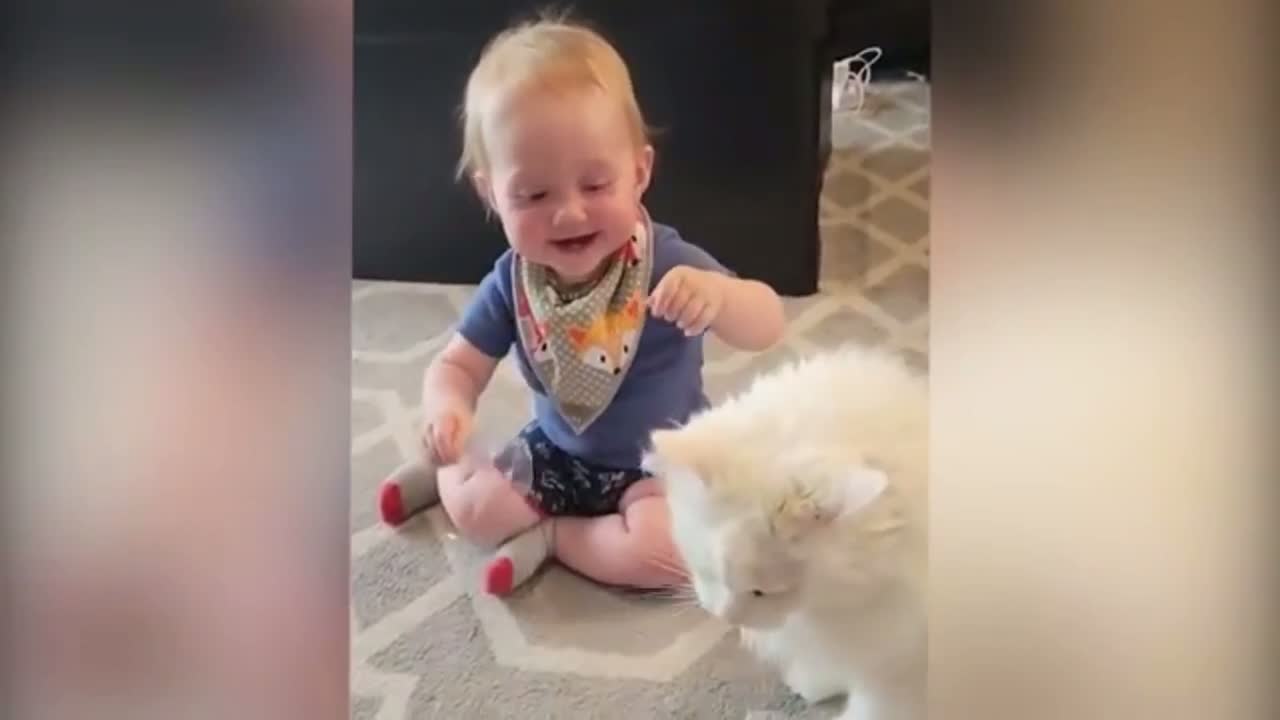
831, 464, 889, 518
772, 459, 888, 538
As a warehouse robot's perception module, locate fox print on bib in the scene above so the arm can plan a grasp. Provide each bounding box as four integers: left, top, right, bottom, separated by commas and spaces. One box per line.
512, 220, 653, 434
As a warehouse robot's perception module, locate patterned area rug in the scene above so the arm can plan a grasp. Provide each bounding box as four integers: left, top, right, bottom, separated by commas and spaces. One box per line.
350, 81, 929, 720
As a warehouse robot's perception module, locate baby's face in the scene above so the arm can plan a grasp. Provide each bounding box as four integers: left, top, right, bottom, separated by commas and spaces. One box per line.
479, 88, 652, 283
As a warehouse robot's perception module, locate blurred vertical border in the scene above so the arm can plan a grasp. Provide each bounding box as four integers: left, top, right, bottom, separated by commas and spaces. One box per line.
930, 0, 1276, 718
3, 2, 351, 718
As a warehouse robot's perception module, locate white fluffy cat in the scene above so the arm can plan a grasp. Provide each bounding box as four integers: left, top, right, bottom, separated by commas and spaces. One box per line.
644, 344, 927, 720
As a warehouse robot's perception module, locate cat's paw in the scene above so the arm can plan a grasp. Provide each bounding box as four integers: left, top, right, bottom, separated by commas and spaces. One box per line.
835, 691, 874, 720
738, 627, 761, 652
837, 690, 921, 720
739, 628, 781, 664
783, 666, 846, 705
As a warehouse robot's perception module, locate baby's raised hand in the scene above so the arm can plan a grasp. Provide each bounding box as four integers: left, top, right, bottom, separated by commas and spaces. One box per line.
648, 266, 726, 337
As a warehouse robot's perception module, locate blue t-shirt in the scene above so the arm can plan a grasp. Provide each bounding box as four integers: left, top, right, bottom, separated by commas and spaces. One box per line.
457, 221, 731, 469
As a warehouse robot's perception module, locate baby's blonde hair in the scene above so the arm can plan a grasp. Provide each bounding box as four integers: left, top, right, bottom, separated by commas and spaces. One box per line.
456, 12, 650, 180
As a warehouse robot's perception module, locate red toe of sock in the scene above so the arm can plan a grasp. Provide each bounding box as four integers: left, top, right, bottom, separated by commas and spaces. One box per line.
378, 482, 405, 527
484, 557, 515, 596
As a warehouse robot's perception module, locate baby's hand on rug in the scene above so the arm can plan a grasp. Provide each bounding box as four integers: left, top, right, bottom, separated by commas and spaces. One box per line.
649, 266, 726, 336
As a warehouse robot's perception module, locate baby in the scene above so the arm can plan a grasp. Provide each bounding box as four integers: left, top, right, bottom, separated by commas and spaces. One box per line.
377, 16, 786, 596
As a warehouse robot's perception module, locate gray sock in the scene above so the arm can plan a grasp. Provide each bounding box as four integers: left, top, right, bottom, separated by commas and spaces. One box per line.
384, 456, 441, 518
485, 521, 555, 594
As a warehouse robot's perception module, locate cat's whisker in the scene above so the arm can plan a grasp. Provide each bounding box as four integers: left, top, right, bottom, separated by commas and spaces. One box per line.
637, 584, 706, 609
658, 575, 693, 592
670, 603, 703, 620
649, 578, 693, 595
639, 601, 705, 629
643, 590, 703, 613
640, 552, 691, 582
662, 591, 701, 606
666, 602, 700, 613
642, 549, 687, 570
644, 585, 699, 604
649, 579, 697, 599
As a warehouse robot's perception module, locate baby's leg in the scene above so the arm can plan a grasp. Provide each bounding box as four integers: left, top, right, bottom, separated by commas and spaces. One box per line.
434, 460, 562, 596
551, 479, 687, 589
437, 462, 542, 549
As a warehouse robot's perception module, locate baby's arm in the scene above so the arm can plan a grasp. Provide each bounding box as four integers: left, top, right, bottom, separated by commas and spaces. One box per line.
705, 274, 786, 351
425, 251, 516, 461
423, 334, 500, 462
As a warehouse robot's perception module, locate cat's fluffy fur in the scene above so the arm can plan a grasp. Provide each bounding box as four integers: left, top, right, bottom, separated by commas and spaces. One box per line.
644, 344, 927, 720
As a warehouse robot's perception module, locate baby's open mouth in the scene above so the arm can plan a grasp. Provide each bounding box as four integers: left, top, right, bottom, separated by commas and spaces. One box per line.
550, 232, 599, 253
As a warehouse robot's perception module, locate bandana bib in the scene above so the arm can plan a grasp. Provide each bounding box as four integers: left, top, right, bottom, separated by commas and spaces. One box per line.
512, 218, 653, 434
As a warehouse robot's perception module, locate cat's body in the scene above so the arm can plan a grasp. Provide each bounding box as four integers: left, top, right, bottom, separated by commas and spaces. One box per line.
644, 345, 927, 720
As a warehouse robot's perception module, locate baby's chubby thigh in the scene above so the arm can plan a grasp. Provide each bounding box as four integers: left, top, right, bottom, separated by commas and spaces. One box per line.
550, 475, 687, 588
617, 476, 675, 555
617, 475, 665, 509
437, 460, 542, 548
617, 476, 686, 582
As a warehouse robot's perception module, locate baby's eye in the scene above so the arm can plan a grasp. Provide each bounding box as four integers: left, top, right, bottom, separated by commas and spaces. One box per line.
523, 191, 548, 202
582, 180, 612, 193
751, 589, 765, 598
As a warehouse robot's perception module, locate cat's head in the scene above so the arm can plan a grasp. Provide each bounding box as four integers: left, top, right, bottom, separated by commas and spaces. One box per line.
644, 420, 889, 629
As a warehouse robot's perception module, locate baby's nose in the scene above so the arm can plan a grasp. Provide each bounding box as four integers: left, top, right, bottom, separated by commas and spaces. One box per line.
553, 198, 587, 225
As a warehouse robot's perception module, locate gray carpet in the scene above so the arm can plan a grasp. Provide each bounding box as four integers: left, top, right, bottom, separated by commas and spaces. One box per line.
351, 80, 929, 720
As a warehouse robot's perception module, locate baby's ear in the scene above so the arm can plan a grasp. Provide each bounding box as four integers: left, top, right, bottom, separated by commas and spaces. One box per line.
470, 172, 496, 213
635, 144, 655, 195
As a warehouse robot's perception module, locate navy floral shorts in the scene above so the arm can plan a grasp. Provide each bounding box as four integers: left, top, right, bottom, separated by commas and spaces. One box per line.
512, 423, 647, 517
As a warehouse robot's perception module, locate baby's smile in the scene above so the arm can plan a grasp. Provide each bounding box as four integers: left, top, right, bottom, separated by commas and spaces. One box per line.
549, 231, 600, 254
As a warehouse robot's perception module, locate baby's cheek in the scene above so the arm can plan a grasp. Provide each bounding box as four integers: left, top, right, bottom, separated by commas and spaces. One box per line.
514, 209, 548, 234
505, 212, 549, 249
592, 197, 638, 232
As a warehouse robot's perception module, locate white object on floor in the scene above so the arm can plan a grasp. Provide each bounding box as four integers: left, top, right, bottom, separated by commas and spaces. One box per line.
832, 46, 882, 114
